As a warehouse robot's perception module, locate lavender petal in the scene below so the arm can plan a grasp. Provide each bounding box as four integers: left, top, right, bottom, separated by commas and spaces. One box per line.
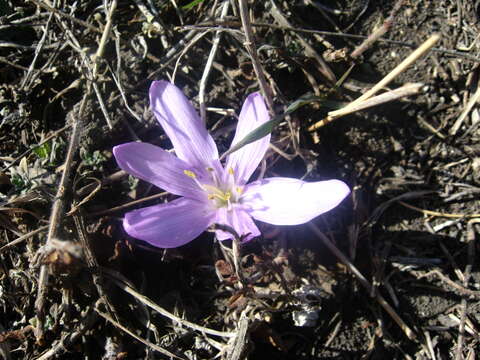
242, 177, 350, 225
226, 92, 270, 184
113, 142, 206, 200
123, 197, 215, 248
150, 80, 219, 167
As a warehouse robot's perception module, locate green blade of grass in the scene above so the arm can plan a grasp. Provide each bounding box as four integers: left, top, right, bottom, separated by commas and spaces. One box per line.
182, 0, 205, 10
220, 94, 343, 159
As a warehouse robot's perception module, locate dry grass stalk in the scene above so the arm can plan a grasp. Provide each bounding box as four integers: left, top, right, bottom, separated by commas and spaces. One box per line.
454, 218, 477, 360
96, 309, 185, 359
308, 222, 417, 341
308, 34, 440, 131
337, 34, 440, 110
309, 35, 439, 130
72, 210, 120, 322
29, 0, 101, 33
238, 0, 275, 114
35, 96, 87, 342
199, 1, 230, 123
105, 269, 236, 338
226, 309, 250, 360
269, 0, 336, 84
399, 201, 480, 218
309, 82, 424, 130
350, 0, 406, 59
450, 80, 480, 135
0, 225, 49, 253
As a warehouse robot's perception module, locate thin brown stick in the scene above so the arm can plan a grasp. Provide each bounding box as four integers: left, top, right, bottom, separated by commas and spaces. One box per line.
72, 209, 120, 321
28, 0, 102, 33
76, 170, 127, 198
268, 0, 336, 85
0, 56, 33, 71
399, 201, 480, 218
21, 13, 53, 89
309, 82, 423, 130
308, 222, 417, 340
87, 191, 168, 217
350, 0, 406, 59
450, 79, 480, 135
177, 22, 480, 63
105, 269, 236, 338
172, 30, 210, 82
327, 34, 440, 121
425, 270, 480, 299
0, 225, 49, 253
95, 309, 185, 360
238, 0, 275, 114
90, 0, 117, 129
455, 219, 478, 360
35, 94, 87, 342
199, 0, 230, 123
93, 0, 117, 73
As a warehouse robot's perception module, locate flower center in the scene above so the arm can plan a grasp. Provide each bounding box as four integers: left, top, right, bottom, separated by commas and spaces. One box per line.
183, 168, 242, 209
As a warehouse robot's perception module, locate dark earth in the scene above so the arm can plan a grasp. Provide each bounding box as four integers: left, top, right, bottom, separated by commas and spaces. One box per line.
1, 0, 480, 359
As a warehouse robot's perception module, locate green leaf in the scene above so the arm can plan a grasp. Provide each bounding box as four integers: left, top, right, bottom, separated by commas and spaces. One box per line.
11, 174, 27, 191
181, 0, 205, 10
33, 142, 52, 159
221, 94, 343, 159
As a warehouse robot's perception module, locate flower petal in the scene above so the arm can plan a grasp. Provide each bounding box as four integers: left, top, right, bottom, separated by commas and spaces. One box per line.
150, 80, 219, 167
113, 142, 206, 200
123, 197, 215, 248
214, 207, 260, 242
242, 177, 350, 225
226, 93, 270, 184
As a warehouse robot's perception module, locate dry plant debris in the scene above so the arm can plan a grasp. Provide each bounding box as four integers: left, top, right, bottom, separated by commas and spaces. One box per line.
1, 0, 480, 359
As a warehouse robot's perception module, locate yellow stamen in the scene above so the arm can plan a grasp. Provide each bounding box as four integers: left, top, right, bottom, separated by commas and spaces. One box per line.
228, 167, 234, 175
183, 170, 196, 178
205, 166, 221, 187
224, 191, 231, 201
203, 184, 224, 196
236, 186, 243, 194
205, 187, 232, 206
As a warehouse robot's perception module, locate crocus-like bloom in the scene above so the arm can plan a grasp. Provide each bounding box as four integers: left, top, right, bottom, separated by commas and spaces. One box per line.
113, 80, 350, 248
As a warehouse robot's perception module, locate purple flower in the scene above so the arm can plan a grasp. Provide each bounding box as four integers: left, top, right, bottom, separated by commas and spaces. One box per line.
113, 81, 350, 248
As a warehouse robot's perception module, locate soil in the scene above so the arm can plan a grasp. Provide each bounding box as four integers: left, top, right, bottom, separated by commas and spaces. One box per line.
1, 0, 480, 359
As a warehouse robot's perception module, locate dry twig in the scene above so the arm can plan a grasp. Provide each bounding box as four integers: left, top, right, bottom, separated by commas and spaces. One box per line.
96, 309, 185, 360
308, 222, 417, 340
350, 0, 406, 59
450, 79, 480, 135
268, 0, 336, 85
454, 219, 478, 360
199, 1, 230, 122
105, 269, 236, 338
309, 82, 424, 130
310, 34, 440, 129
238, 0, 275, 114
35, 95, 87, 341
0, 225, 49, 253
